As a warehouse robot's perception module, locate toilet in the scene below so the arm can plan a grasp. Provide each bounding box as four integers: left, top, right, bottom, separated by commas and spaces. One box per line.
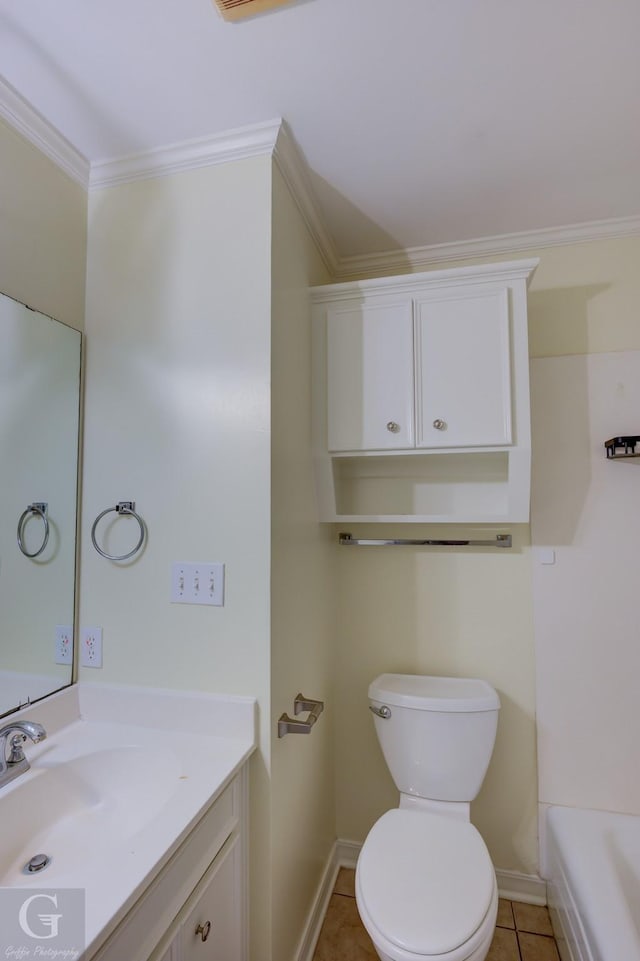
355, 673, 501, 961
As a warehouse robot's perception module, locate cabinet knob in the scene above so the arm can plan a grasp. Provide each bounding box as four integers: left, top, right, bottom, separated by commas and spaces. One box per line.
386, 421, 400, 433
196, 920, 212, 942
432, 419, 447, 431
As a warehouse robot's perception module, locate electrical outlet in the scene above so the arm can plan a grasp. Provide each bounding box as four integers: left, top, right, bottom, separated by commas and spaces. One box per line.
80, 626, 103, 668
171, 562, 224, 606
54, 625, 73, 665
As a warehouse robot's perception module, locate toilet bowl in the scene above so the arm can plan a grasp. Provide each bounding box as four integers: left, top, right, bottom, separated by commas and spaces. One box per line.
356, 809, 497, 961
355, 674, 500, 961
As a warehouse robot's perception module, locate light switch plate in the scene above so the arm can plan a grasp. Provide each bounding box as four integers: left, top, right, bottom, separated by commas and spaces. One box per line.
171, 562, 225, 606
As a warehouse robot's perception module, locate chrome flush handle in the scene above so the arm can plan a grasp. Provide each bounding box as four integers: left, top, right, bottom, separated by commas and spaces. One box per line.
369, 704, 391, 719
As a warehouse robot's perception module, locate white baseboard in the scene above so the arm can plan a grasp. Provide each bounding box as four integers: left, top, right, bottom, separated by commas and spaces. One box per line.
495, 869, 547, 905
295, 840, 547, 961
294, 839, 363, 961
294, 844, 340, 961
334, 839, 360, 869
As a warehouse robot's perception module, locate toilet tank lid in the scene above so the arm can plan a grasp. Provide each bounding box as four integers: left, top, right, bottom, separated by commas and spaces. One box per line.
368, 674, 500, 712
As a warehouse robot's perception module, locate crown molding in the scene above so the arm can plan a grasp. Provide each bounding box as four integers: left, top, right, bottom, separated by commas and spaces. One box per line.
333, 215, 640, 280
0, 76, 89, 187
272, 122, 339, 276
0, 80, 637, 277
89, 118, 283, 188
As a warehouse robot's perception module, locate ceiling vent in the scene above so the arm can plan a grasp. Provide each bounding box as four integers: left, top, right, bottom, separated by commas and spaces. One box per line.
213, 0, 295, 21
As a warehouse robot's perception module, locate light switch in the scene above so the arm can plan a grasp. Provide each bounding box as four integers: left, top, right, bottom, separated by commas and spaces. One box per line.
171, 562, 225, 606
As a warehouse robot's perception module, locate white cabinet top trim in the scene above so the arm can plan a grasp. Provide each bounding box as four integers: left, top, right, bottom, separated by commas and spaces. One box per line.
310, 258, 539, 302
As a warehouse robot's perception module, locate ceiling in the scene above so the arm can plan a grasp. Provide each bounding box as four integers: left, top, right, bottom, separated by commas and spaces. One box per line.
1, 0, 639, 260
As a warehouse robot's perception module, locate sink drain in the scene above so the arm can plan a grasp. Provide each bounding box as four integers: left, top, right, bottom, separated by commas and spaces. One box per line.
24, 853, 51, 874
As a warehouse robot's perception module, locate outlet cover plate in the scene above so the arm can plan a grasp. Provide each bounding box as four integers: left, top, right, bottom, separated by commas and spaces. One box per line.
80, 626, 103, 668
54, 625, 73, 665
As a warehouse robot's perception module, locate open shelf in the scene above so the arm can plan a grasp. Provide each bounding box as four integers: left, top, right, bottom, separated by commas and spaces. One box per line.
312, 447, 531, 523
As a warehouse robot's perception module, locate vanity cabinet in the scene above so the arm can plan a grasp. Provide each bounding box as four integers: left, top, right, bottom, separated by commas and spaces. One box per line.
152, 834, 242, 961
312, 258, 538, 523
92, 767, 248, 961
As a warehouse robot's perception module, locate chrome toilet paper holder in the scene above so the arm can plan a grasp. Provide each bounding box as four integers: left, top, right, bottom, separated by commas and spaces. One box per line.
278, 693, 324, 738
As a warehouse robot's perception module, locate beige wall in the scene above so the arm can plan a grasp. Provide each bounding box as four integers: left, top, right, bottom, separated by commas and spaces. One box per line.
0, 118, 86, 329
269, 167, 336, 961
334, 236, 640, 881
81, 157, 274, 958
81, 155, 339, 961
526, 237, 640, 358
334, 524, 538, 874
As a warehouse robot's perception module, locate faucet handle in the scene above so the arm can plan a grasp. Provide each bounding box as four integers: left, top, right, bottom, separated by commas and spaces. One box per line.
8, 734, 27, 763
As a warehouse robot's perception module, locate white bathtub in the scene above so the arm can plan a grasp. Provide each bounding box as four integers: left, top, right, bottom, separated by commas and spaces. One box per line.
546, 805, 640, 961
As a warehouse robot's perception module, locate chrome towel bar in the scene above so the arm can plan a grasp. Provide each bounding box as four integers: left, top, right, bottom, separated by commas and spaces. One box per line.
339, 532, 512, 549
278, 693, 324, 738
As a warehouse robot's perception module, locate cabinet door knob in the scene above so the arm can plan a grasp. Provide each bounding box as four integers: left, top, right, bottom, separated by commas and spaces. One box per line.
196, 920, 212, 942
386, 421, 400, 433
432, 419, 447, 431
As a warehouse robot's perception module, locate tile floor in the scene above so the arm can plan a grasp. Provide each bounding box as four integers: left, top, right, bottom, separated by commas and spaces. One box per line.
312, 868, 560, 961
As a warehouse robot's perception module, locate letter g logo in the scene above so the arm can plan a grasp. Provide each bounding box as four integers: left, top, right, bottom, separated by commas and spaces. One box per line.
18, 893, 63, 939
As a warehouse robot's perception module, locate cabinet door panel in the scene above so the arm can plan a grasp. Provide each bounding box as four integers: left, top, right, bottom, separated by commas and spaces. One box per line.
416, 288, 512, 448
180, 838, 241, 961
327, 300, 414, 451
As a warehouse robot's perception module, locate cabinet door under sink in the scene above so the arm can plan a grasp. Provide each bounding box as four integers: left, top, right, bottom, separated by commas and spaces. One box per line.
179, 836, 242, 960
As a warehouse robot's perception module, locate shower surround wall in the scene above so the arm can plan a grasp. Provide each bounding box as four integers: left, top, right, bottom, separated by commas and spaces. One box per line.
531, 346, 640, 820
528, 237, 640, 834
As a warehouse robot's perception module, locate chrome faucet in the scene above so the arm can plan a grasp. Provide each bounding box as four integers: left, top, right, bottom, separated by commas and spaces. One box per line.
0, 720, 47, 788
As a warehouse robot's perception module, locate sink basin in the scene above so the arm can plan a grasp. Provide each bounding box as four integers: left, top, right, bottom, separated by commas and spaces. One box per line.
0, 740, 179, 884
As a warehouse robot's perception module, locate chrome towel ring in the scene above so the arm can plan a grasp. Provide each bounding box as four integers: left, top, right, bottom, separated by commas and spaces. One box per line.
17, 503, 49, 558
91, 501, 146, 561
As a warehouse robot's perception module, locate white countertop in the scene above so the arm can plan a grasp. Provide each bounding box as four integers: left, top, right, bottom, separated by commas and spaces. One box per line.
1, 682, 257, 958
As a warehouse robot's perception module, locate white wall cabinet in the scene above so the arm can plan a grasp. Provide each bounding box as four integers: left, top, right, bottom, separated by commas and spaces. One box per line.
414, 287, 512, 449
312, 259, 538, 523
327, 299, 414, 451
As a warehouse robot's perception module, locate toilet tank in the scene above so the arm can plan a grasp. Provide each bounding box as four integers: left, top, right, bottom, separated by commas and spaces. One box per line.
369, 674, 500, 802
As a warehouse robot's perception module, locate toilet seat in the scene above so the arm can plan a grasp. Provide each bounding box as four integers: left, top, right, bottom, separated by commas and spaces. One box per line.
356, 808, 498, 961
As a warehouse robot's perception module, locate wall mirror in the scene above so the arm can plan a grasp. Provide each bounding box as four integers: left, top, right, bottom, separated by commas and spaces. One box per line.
0, 290, 82, 717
